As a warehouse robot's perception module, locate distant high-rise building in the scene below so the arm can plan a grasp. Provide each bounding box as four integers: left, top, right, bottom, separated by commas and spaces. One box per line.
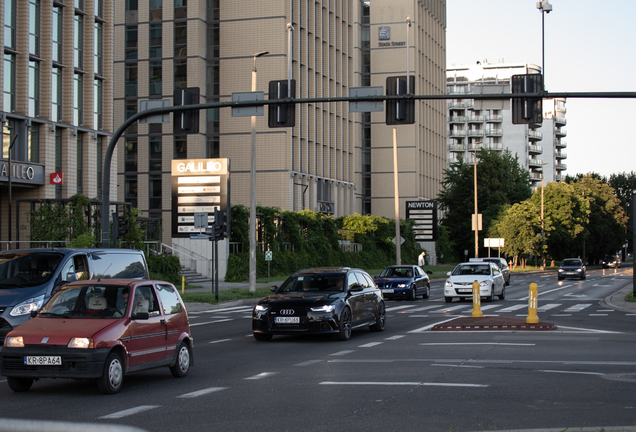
446, 62, 567, 185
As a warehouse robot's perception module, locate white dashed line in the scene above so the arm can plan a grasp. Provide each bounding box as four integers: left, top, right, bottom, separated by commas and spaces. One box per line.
358, 342, 383, 348
99, 405, 161, 419
244, 372, 279, 380
176, 387, 228, 399
330, 350, 356, 356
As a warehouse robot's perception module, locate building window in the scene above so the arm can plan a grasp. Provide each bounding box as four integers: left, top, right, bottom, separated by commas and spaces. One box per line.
149, 135, 162, 171
149, 61, 161, 95
4, 54, 15, 112
74, 14, 83, 70
73, 73, 83, 126
206, 137, 219, 158
125, 26, 138, 60
125, 64, 137, 97
94, 22, 103, 75
28, 124, 39, 163
74, 0, 84, 10
174, 0, 186, 19
174, 135, 187, 159
52, 67, 62, 122
125, 100, 137, 121
94, 0, 103, 18
174, 59, 187, 89
125, 176, 138, 208
149, 23, 162, 58
124, 139, 137, 172
29, 0, 40, 57
77, 134, 83, 194
94, 79, 102, 129
96, 137, 102, 196
125, 0, 138, 10
4, 0, 15, 49
149, 0, 162, 21
55, 128, 62, 199
52, 5, 62, 63
174, 21, 187, 57
3, 119, 14, 159
149, 175, 162, 209
28, 61, 40, 117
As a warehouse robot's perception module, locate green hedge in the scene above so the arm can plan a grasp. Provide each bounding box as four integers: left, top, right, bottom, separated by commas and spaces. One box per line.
147, 255, 182, 285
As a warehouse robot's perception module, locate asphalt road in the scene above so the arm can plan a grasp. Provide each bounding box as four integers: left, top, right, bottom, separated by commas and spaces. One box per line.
1, 265, 635, 432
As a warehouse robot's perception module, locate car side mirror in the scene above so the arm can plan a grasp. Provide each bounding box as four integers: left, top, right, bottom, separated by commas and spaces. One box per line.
270, 285, 278, 292
66, 272, 77, 282
349, 284, 364, 292
132, 311, 149, 320
373, 275, 378, 279
426, 271, 433, 275
30, 310, 38, 318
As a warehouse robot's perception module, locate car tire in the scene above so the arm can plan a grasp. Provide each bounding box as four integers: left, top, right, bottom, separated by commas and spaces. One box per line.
369, 301, 386, 332
498, 285, 506, 300
581, 273, 586, 280
7, 377, 33, 393
253, 332, 273, 341
170, 342, 191, 378
97, 351, 124, 395
422, 284, 430, 299
409, 285, 417, 301
445, 297, 453, 303
486, 289, 495, 302
506, 276, 510, 286
335, 307, 352, 341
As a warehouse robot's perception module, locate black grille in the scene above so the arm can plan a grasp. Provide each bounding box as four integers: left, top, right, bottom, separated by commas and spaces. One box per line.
2, 355, 90, 372
0, 318, 11, 330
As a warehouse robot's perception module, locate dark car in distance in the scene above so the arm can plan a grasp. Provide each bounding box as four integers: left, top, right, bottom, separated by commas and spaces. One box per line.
478, 258, 511, 286
558, 258, 586, 280
373, 265, 431, 300
252, 267, 386, 341
602, 255, 621, 269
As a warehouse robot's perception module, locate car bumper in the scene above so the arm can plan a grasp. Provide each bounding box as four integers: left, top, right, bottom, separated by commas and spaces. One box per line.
252, 312, 340, 335
0, 346, 111, 379
444, 287, 492, 298
380, 288, 413, 299
558, 272, 583, 278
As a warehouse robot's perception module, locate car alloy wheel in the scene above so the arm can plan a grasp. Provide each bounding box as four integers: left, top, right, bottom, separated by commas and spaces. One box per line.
409, 285, 417, 301
98, 352, 124, 394
422, 284, 430, 299
335, 307, 352, 341
370, 301, 386, 332
170, 342, 191, 378
498, 285, 506, 300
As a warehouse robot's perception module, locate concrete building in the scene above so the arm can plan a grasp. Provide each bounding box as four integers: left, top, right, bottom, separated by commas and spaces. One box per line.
0, 0, 115, 247
446, 62, 567, 185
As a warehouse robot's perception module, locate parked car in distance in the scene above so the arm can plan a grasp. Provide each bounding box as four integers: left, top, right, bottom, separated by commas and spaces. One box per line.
444, 262, 506, 303
252, 267, 386, 341
558, 258, 586, 280
0, 279, 192, 394
373, 265, 432, 300
0, 248, 149, 344
471, 257, 510, 286
601, 255, 621, 269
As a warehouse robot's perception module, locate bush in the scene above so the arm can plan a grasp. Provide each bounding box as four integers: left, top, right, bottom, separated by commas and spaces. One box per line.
147, 255, 182, 285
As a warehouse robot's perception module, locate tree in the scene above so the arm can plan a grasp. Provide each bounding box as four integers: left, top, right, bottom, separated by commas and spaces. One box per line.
437, 149, 532, 260
609, 171, 636, 212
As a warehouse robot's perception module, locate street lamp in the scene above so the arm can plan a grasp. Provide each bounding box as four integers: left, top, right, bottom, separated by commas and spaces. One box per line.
536, 0, 552, 90
540, 162, 548, 270
249, 50, 268, 293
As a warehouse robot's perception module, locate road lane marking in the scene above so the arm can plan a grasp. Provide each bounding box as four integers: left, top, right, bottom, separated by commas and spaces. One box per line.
497, 304, 528, 312
589, 314, 608, 316
552, 314, 572, 316
386, 305, 416, 312
99, 406, 161, 419
244, 372, 279, 380
431, 305, 472, 313
557, 325, 621, 334
408, 316, 460, 333
191, 306, 254, 314
359, 342, 383, 348
209, 339, 232, 344
295, 360, 323, 366
431, 364, 484, 368
419, 343, 535, 346
330, 350, 356, 356
563, 304, 591, 312
319, 381, 488, 388
539, 370, 604, 376
404, 305, 442, 312
176, 387, 228, 398
385, 335, 406, 340
190, 318, 234, 327
518, 284, 573, 300
537, 304, 561, 312
596, 309, 614, 312
408, 315, 429, 317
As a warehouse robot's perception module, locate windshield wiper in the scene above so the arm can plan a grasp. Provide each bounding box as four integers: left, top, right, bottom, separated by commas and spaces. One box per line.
38, 312, 68, 318
0, 281, 26, 288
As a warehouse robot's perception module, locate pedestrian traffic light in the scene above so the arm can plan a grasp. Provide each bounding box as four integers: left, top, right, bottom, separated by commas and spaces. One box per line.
385, 76, 415, 125
213, 209, 227, 241
268, 80, 296, 128
173, 87, 200, 134
511, 74, 543, 125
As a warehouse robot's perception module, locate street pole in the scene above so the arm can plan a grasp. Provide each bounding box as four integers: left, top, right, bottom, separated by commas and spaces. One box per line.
633, 193, 636, 296
392, 127, 401, 265
474, 159, 478, 258
540, 162, 548, 270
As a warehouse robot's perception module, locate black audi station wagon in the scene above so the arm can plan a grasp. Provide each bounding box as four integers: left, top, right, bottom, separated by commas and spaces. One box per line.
252, 267, 386, 341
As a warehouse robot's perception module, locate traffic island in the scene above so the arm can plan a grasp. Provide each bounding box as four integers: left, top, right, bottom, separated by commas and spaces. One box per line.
431, 316, 557, 331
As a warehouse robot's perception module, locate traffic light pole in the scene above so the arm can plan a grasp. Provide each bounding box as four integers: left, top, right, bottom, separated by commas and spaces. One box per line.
215, 238, 219, 302
393, 127, 401, 265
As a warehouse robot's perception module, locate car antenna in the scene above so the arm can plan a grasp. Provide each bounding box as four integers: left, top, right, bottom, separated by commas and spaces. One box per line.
98, 263, 113, 282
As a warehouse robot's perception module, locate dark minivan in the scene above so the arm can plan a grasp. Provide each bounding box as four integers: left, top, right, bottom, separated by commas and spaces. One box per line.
0, 248, 148, 344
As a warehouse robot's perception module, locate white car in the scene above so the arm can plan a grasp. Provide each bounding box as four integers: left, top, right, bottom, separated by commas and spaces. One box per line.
444, 261, 506, 303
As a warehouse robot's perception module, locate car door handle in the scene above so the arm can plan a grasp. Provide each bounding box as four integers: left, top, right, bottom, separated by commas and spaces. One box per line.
160, 319, 166, 325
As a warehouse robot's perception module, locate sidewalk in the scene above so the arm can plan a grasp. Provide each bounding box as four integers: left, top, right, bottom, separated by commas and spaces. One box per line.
183, 279, 284, 312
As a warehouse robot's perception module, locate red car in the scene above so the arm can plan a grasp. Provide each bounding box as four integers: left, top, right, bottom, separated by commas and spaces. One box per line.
0, 279, 193, 394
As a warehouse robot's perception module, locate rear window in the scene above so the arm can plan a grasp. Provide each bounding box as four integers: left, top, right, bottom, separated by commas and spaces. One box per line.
91, 252, 147, 279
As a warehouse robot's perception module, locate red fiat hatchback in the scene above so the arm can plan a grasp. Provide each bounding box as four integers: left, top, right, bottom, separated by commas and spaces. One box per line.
0, 279, 193, 394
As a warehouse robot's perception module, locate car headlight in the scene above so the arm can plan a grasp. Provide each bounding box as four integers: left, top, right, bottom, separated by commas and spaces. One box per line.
576, 269, 582, 272
397, 284, 408, 288
254, 305, 268, 312
68, 337, 93, 349
445, 280, 452, 287
5, 336, 24, 348
558, 269, 564, 272
10, 295, 45, 317
310, 305, 335, 313
480, 280, 490, 287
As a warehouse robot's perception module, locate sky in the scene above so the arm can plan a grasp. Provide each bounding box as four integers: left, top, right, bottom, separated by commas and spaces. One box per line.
446, 0, 636, 179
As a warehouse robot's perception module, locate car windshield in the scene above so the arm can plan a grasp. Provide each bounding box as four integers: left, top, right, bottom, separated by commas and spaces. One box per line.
562, 259, 581, 267
452, 264, 491, 276
39, 285, 130, 319
277, 274, 346, 293
379, 267, 414, 278
0, 252, 63, 288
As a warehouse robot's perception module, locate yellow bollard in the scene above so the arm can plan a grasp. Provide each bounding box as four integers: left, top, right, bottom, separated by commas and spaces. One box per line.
471, 280, 483, 318
182, 275, 185, 294
526, 282, 539, 324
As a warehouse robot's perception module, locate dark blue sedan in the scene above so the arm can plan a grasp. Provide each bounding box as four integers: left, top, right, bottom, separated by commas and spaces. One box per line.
374, 265, 431, 300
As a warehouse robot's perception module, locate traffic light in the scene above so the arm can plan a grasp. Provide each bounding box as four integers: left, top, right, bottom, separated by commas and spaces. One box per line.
213, 209, 227, 241
117, 217, 129, 238
512, 74, 543, 125
173, 87, 200, 134
385, 76, 415, 125
268, 80, 296, 128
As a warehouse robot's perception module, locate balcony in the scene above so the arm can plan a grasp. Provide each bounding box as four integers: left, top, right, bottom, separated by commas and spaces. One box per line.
467, 129, 484, 137
489, 143, 503, 151
448, 144, 466, 152
449, 129, 466, 138
528, 130, 543, 141
555, 174, 566, 181
467, 143, 488, 152
556, 163, 567, 171
485, 128, 502, 136
530, 172, 542, 181
555, 117, 567, 126
448, 115, 466, 124
556, 140, 567, 149
448, 102, 467, 110
467, 115, 484, 123
528, 158, 544, 168
448, 154, 461, 164
528, 144, 543, 155
555, 150, 567, 159
485, 115, 503, 123
556, 128, 567, 137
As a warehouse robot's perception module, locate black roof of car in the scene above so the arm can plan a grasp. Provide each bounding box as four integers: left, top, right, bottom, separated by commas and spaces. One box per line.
293, 267, 357, 275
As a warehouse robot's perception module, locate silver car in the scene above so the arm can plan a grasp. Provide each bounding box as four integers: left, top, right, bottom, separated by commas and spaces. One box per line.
444, 261, 506, 303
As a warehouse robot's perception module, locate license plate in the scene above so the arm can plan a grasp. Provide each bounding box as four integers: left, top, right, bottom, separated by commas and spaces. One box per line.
382, 289, 394, 293
566, 272, 577, 275
275, 316, 300, 324
458, 288, 473, 293
24, 356, 62, 366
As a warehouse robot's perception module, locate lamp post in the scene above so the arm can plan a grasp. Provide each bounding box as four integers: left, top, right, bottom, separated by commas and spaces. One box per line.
536, 0, 552, 90
473, 142, 482, 258
540, 162, 548, 270
249, 50, 268, 293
